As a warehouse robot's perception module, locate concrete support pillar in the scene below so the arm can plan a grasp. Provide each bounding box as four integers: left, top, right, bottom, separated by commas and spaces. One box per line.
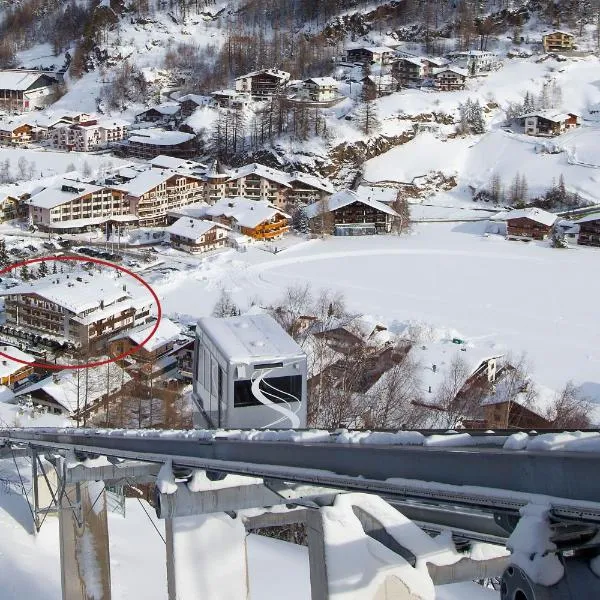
306, 508, 330, 600
165, 513, 249, 600
59, 481, 111, 600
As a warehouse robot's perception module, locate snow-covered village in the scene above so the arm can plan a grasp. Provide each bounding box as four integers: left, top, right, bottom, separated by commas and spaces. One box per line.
0, 0, 599, 598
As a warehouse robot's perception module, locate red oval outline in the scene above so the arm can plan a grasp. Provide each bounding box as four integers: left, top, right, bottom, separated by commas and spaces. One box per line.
0, 255, 162, 370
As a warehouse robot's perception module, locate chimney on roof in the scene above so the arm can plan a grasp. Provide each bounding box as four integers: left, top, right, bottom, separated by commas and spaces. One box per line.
52, 373, 59, 384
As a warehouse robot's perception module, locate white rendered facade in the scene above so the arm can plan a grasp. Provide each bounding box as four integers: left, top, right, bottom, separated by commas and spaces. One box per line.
192, 314, 307, 429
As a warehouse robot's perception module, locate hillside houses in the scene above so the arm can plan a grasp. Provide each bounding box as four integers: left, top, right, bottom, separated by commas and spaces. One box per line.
0, 70, 59, 112
542, 30, 575, 53
305, 189, 398, 235
0, 122, 34, 145
346, 46, 394, 65
447, 50, 500, 75
234, 69, 290, 99
362, 74, 396, 97
505, 207, 557, 241
518, 111, 580, 137
392, 57, 446, 87
575, 213, 600, 247
177, 94, 206, 116
211, 89, 252, 109
206, 197, 290, 240
432, 67, 468, 91
302, 77, 340, 103
49, 118, 128, 152
135, 103, 181, 124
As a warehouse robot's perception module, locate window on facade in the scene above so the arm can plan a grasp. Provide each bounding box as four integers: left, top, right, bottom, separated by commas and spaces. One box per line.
233, 375, 302, 407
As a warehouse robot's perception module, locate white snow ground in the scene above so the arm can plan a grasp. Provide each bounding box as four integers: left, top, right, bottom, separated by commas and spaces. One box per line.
150, 222, 600, 407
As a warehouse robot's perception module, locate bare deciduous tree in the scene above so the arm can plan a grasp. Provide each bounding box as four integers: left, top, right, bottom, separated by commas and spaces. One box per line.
545, 381, 592, 428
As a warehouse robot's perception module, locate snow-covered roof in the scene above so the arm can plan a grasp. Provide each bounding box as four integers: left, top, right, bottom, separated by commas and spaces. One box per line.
197, 313, 305, 364
138, 102, 180, 117
119, 168, 175, 196
481, 374, 557, 417
520, 110, 578, 122
304, 189, 399, 219
575, 212, 600, 224
0, 71, 54, 91
408, 341, 503, 403
149, 155, 206, 171
46, 214, 138, 229
304, 77, 338, 87
211, 89, 241, 97
543, 30, 573, 37
27, 365, 131, 413
128, 128, 195, 146
289, 172, 335, 194
397, 56, 423, 66
449, 50, 497, 57
167, 217, 228, 242
505, 207, 557, 227
347, 46, 394, 54
363, 74, 395, 86
235, 68, 290, 81
178, 94, 206, 105
433, 67, 468, 77
227, 163, 293, 188
0, 272, 148, 317
206, 197, 289, 229
27, 178, 105, 209
167, 201, 210, 220
126, 317, 183, 352
0, 346, 35, 377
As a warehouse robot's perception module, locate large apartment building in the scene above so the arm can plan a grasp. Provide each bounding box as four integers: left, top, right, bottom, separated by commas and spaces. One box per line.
24, 161, 334, 232
121, 169, 205, 227
0, 272, 153, 350
49, 118, 129, 152
27, 178, 135, 233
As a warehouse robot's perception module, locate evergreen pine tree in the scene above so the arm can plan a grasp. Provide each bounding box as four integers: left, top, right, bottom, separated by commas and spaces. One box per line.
52, 262, 58, 274
20, 265, 29, 281
297, 206, 310, 234
38, 261, 49, 278
0, 239, 8, 266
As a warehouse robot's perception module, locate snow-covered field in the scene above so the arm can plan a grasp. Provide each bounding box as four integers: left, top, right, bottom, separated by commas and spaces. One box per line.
147, 223, 600, 405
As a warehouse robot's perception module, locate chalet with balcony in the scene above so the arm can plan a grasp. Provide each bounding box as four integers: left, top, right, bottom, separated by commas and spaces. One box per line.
361, 74, 396, 97
0, 121, 34, 145
575, 213, 600, 247
177, 94, 205, 116
519, 111, 580, 137
108, 317, 186, 381
505, 207, 557, 241
206, 197, 290, 240
305, 189, 398, 235
0, 346, 35, 387
432, 67, 467, 91
303, 77, 339, 102
346, 46, 394, 65
542, 31, 575, 53
167, 217, 229, 253
234, 69, 290, 99
0, 70, 58, 112
135, 103, 181, 124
